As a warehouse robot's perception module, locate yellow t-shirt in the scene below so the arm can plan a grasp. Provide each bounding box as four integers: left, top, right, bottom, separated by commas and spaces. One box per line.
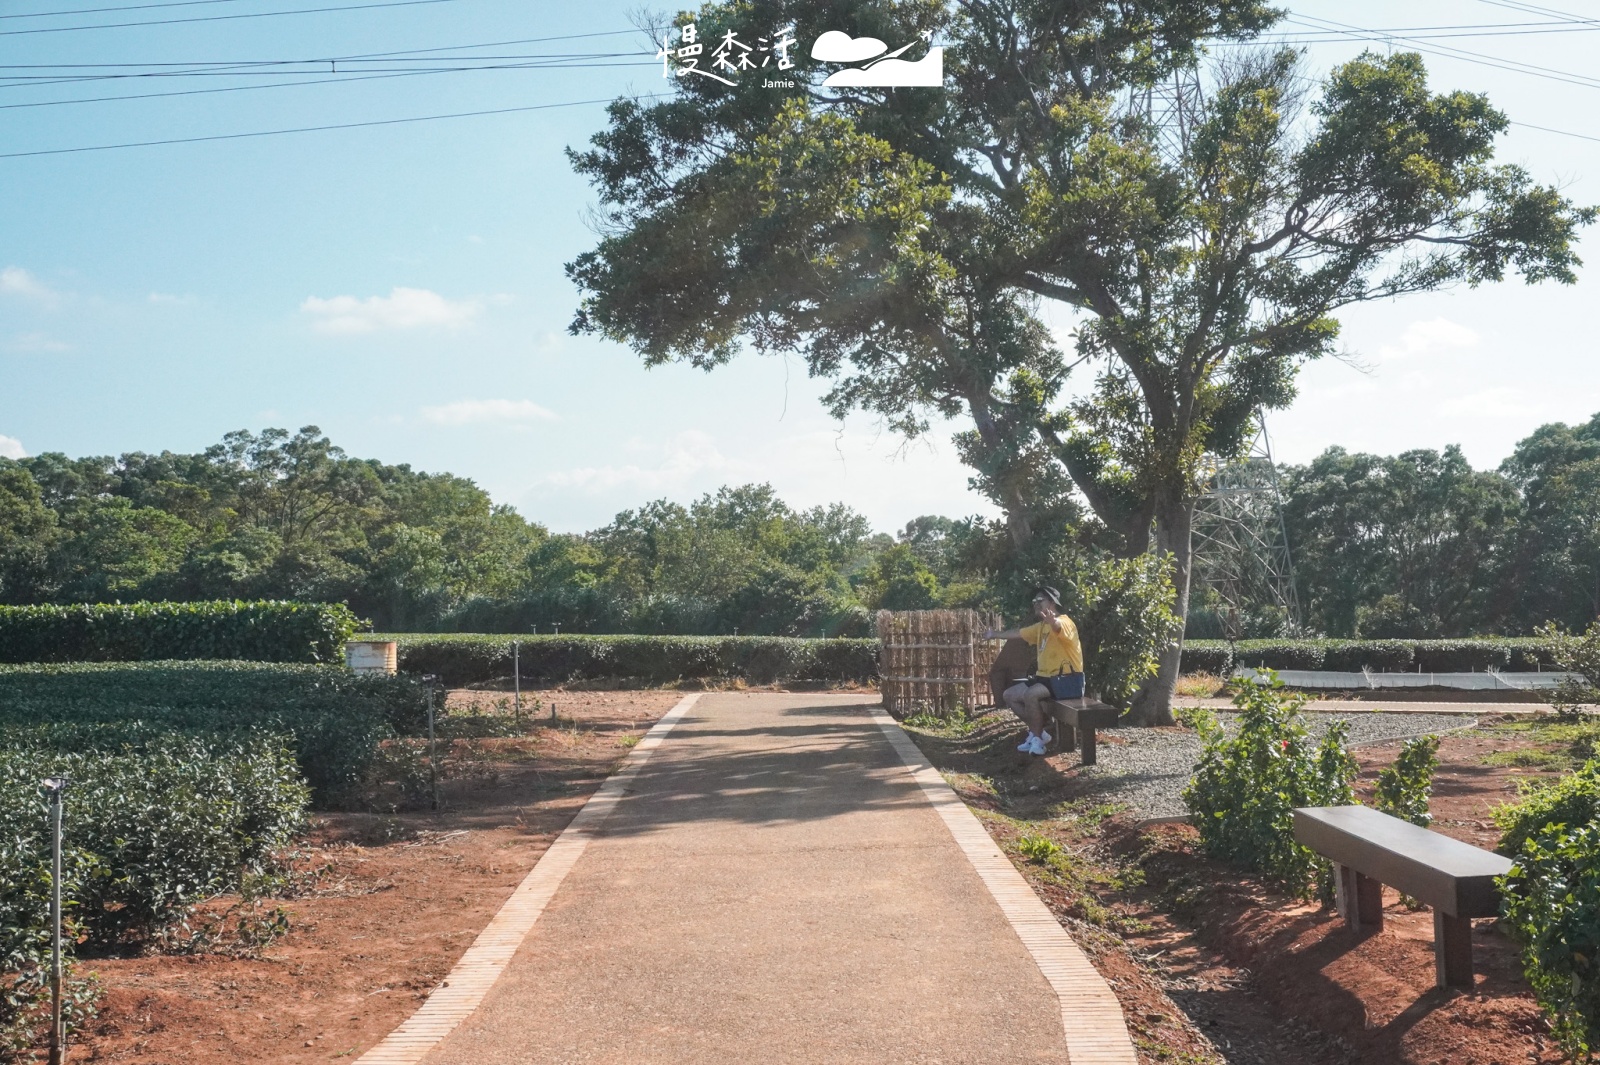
1019, 616, 1083, 676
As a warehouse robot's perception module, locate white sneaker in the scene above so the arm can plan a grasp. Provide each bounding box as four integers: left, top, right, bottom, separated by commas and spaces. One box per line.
1025, 734, 1047, 756
1017, 735, 1036, 752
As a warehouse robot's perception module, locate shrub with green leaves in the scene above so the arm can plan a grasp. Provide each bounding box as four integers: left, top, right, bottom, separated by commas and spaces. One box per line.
0, 661, 429, 804
1497, 760, 1600, 860
0, 727, 308, 1049
1182, 672, 1358, 899
1538, 619, 1600, 720
1375, 735, 1441, 827
1055, 553, 1177, 708
0, 601, 359, 665
1500, 821, 1600, 1063
384, 633, 879, 688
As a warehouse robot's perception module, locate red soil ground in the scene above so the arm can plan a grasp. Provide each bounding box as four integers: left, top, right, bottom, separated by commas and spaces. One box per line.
911, 713, 1571, 1065
69, 690, 683, 1065
46, 697, 1577, 1065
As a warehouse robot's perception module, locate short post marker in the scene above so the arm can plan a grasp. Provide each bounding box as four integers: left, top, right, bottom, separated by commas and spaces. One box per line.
424, 676, 439, 810
513, 641, 522, 727
42, 776, 69, 1065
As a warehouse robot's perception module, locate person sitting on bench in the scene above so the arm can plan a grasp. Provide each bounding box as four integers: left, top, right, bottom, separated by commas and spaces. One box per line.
983, 585, 1085, 756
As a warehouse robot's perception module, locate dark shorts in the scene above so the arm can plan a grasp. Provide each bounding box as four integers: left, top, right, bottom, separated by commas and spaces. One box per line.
1030, 673, 1085, 700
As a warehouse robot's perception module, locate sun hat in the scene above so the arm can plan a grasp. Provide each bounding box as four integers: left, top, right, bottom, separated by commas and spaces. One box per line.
1031, 585, 1061, 607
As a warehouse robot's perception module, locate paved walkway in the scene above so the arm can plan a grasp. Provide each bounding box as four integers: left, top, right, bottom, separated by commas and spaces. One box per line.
361, 693, 1134, 1065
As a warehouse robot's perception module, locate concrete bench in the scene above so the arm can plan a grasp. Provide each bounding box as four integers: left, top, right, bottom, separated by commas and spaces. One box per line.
1044, 697, 1119, 766
1293, 805, 1514, 988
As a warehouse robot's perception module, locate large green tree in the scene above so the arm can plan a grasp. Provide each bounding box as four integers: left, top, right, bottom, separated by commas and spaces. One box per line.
566, 0, 1592, 721
1281, 446, 1521, 637
1500, 414, 1600, 631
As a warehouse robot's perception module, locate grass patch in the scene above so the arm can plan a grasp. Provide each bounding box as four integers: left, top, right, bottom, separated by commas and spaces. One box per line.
1481, 747, 1569, 769
1017, 834, 1064, 863
1175, 672, 1226, 698
902, 710, 978, 736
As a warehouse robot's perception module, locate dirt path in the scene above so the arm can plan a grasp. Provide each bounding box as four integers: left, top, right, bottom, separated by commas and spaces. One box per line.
407, 693, 1129, 1065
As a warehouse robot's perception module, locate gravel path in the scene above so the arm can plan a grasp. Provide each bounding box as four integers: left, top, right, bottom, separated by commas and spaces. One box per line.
1074, 712, 1477, 821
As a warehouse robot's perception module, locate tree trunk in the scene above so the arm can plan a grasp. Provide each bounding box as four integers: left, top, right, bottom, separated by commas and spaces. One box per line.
1126, 496, 1196, 726
966, 393, 1034, 551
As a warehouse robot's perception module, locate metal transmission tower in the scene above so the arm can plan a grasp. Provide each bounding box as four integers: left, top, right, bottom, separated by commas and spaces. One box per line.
1126, 61, 1205, 160
1123, 61, 1303, 636
1191, 413, 1303, 640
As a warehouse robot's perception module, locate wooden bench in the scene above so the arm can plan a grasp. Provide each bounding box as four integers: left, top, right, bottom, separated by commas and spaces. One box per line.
1293, 805, 1514, 988
1044, 697, 1120, 766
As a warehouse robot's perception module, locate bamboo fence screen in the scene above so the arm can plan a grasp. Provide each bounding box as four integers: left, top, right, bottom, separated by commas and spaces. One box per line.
876, 609, 1003, 717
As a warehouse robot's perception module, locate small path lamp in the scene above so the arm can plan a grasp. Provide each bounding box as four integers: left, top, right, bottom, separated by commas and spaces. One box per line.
41, 775, 69, 1065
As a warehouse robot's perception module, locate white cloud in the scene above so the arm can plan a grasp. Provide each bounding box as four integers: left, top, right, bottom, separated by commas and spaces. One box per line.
1437, 386, 1538, 420
0, 435, 25, 460
3, 332, 69, 354
421, 399, 557, 426
0, 267, 59, 306
1377, 317, 1479, 361
538, 430, 750, 494
300, 286, 485, 334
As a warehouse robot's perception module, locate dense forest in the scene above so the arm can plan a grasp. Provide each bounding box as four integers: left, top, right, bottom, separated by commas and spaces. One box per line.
0, 415, 1594, 638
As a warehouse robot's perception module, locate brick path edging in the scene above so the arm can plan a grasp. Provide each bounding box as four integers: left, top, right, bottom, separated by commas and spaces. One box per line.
870, 708, 1139, 1065
353, 693, 703, 1065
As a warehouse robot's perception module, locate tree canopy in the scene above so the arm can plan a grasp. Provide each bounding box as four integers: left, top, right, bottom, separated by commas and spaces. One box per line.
566, 1, 1592, 719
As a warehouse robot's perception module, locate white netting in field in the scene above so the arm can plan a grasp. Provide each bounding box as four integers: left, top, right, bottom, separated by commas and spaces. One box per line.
1236, 667, 1580, 691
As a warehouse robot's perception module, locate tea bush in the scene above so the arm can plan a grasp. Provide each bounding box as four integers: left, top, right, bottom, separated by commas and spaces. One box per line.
1181, 672, 1358, 899
383, 633, 879, 688
1375, 735, 1441, 827
0, 661, 429, 804
1180, 637, 1561, 677
0, 601, 359, 665
0, 727, 308, 1049
1497, 760, 1600, 861
1501, 821, 1600, 1062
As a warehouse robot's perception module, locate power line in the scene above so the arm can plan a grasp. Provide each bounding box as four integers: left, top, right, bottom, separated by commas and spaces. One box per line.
1474, 0, 1600, 26
0, 0, 465, 36
1281, 13, 1600, 92
1221, 16, 1600, 148
1508, 119, 1600, 144
0, 60, 654, 109
1252, 24, 1600, 41
0, 0, 246, 18
0, 91, 669, 159
1, 0, 247, 18
0, 27, 641, 68
1, 52, 646, 72
0, 54, 650, 86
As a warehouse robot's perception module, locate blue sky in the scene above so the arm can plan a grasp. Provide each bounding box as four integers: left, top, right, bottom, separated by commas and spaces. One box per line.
4, 0, 1600, 534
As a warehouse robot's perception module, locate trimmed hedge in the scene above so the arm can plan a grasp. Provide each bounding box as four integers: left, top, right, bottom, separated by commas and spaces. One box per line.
0, 727, 308, 1041
0, 661, 429, 804
378, 633, 879, 688
0, 601, 359, 665
1180, 637, 1561, 676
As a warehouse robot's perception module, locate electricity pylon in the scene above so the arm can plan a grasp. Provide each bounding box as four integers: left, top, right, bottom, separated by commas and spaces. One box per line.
1191, 413, 1303, 640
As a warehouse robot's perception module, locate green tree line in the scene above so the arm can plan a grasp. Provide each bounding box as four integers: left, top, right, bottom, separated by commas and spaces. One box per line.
0, 416, 1593, 638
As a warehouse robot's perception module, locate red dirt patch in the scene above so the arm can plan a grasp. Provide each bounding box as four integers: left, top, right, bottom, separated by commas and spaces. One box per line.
69, 689, 682, 1065
903, 710, 1578, 1065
